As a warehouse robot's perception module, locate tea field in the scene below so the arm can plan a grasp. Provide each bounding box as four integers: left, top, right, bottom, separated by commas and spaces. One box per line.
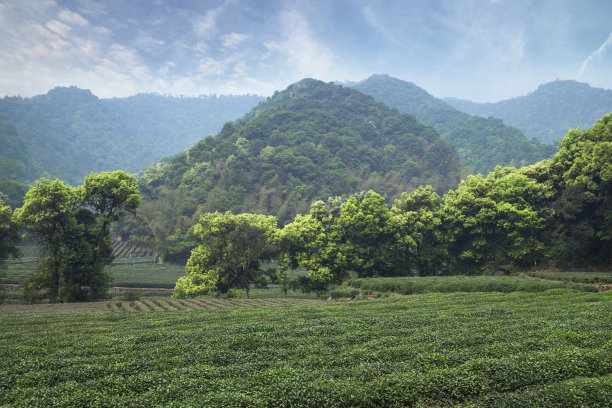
1, 289, 610, 407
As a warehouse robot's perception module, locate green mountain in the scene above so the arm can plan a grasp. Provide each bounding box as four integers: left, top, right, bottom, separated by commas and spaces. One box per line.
445, 80, 612, 144
351, 74, 556, 174
127, 79, 463, 258
0, 87, 263, 188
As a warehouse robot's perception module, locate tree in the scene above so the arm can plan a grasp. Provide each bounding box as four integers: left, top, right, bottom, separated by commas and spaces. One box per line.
82, 170, 140, 297
13, 173, 140, 302
13, 179, 78, 300
442, 167, 552, 274
281, 191, 396, 290
174, 212, 277, 299
390, 186, 447, 276
0, 197, 20, 275
549, 113, 612, 266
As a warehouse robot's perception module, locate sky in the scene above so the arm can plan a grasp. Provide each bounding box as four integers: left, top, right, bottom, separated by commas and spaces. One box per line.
0, 0, 611, 102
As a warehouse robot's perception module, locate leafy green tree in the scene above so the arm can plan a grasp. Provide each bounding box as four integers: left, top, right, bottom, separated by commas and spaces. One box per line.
14, 179, 78, 300
14, 173, 140, 302
442, 167, 552, 274
283, 191, 396, 289
549, 113, 612, 265
0, 197, 20, 266
174, 212, 277, 299
391, 186, 447, 276
82, 170, 140, 295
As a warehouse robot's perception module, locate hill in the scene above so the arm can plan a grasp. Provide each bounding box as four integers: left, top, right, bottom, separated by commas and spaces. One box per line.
351, 74, 556, 174
445, 80, 612, 144
0, 87, 263, 202
126, 79, 463, 259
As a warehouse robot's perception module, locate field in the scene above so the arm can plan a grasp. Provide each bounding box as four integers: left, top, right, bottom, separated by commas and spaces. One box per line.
1, 289, 610, 407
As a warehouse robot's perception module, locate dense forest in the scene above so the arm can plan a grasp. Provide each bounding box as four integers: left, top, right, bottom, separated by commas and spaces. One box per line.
445, 80, 612, 144
121, 79, 463, 260
175, 112, 612, 297
0, 88, 262, 205
351, 74, 556, 174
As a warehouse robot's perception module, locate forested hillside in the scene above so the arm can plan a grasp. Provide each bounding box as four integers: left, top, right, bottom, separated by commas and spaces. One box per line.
351, 74, 556, 173
123, 79, 463, 260
445, 80, 612, 144
0, 87, 262, 204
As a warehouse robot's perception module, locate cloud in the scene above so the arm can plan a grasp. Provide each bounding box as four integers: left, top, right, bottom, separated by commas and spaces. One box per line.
222, 32, 252, 48
58, 9, 89, 27
134, 31, 165, 53
198, 56, 226, 76
45, 20, 72, 38
264, 9, 338, 81
576, 31, 612, 79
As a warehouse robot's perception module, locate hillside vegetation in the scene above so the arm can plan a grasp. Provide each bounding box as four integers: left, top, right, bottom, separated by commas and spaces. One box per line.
0, 87, 262, 204
123, 79, 463, 259
352, 74, 556, 174
446, 80, 612, 144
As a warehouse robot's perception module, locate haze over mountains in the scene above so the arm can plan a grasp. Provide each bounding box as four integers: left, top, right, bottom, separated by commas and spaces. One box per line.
0, 88, 262, 204
2, 75, 611, 210
350, 75, 556, 174
445, 80, 612, 145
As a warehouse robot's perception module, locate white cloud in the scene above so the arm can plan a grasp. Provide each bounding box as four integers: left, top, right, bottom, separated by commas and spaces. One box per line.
57, 9, 89, 27
134, 31, 165, 53
198, 56, 227, 76
45, 20, 72, 37
265, 10, 339, 82
577, 31, 612, 79
222, 32, 252, 48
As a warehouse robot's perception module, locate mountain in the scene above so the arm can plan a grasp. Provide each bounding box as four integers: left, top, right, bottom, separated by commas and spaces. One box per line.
0, 87, 263, 188
445, 80, 612, 144
350, 74, 556, 174
125, 79, 463, 259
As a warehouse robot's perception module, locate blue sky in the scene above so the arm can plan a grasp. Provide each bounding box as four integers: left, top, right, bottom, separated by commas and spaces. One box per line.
1, 0, 611, 101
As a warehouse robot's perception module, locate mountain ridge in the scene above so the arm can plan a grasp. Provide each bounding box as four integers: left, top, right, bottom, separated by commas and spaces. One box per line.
350, 74, 556, 174
444, 80, 612, 144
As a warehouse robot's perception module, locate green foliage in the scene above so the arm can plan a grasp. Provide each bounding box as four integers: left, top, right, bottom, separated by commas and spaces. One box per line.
12, 172, 141, 302
446, 79, 612, 144
174, 212, 277, 299
352, 74, 556, 174
548, 113, 612, 266
281, 191, 397, 288
442, 166, 553, 274
0, 198, 20, 267
129, 79, 462, 258
523, 271, 612, 285
0, 88, 262, 187
0, 290, 609, 406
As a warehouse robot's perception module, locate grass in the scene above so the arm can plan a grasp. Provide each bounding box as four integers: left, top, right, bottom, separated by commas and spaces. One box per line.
0, 289, 610, 407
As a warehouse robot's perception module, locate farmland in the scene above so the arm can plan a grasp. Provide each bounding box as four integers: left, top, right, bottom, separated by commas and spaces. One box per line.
1, 289, 610, 407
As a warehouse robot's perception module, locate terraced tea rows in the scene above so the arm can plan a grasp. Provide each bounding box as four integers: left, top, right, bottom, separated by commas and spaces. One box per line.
1, 290, 610, 407
0, 298, 323, 317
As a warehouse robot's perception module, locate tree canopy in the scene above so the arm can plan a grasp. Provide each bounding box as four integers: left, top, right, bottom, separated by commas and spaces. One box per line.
13, 171, 141, 302
123, 79, 463, 261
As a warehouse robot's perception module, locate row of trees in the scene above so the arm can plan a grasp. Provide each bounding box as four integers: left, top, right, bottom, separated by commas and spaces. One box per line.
174, 113, 612, 298
0, 171, 140, 302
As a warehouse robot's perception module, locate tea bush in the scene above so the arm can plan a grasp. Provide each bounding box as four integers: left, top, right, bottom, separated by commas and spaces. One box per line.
0, 290, 610, 407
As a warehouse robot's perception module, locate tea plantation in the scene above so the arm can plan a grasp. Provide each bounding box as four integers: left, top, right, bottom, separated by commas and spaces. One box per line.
1, 289, 610, 407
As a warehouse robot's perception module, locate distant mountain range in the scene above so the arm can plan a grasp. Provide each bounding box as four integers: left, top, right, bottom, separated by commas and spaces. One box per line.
0, 88, 262, 205
350, 74, 556, 174
445, 80, 612, 144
